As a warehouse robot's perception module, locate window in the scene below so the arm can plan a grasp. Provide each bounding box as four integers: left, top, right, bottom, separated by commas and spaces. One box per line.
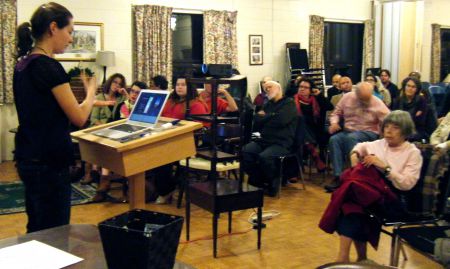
441, 28, 450, 81
324, 22, 364, 85
171, 13, 204, 82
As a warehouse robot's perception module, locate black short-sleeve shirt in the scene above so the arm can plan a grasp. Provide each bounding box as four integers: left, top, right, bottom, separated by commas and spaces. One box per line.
13, 54, 73, 167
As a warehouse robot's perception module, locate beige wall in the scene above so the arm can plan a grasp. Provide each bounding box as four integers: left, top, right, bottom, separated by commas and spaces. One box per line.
398, 2, 417, 82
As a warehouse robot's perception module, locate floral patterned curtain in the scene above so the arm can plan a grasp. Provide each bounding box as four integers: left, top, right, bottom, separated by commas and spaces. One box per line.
362, 20, 375, 76
430, 24, 441, 83
0, 0, 16, 104
203, 10, 238, 68
308, 15, 324, 69
132, 5, 172, 87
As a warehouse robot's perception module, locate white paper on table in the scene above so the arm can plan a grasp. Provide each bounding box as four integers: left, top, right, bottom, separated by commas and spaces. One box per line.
0, 240, 83, 269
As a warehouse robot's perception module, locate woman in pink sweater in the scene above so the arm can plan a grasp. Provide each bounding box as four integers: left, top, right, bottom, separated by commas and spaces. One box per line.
335, 110, 423, 264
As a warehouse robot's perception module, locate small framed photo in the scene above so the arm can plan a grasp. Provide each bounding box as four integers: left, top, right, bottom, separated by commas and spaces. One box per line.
55, 22, 104, 62
249, 35, 263, 65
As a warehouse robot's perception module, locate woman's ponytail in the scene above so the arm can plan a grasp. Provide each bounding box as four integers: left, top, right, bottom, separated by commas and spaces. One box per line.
17, 22, 33, 58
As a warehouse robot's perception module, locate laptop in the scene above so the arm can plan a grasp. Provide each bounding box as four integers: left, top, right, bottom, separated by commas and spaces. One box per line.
91, 89, 170, 140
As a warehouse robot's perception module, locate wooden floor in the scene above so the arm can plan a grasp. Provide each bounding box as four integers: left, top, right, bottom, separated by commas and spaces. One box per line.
0, 161, 442, 269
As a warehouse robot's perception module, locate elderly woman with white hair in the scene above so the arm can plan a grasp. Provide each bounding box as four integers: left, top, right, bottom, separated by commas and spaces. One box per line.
321, 110, 423, 264
242, 81, 298, 196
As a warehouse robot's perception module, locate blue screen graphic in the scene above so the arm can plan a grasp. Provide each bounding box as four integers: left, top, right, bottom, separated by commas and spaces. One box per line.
129, 92, 167, 124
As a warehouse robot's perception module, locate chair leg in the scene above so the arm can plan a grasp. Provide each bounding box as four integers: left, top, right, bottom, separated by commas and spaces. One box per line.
228, 211, 232, 233
177, 165, 185, 209
400, 244, 408, 261
213, 213, 219, 258
257, 207, 262, 249
185, 159, 190, 241
277, 157, 284, 199
390, 227, 401, 266
295, 155, 306, 190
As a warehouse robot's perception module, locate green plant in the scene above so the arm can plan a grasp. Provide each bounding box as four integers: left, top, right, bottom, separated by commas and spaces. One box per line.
67, 67, 95, 78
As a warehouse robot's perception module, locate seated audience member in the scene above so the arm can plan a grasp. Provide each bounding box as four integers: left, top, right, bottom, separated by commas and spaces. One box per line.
151, 75, 168, 90
90, 73, 128, 125
294, 78, 333, 171
81, 74, 128, 194
327, 74, 342, 101
409, 71, 421, 80
151, 77, 209, 204
253, 76, 273, 111
119, 81, 148, 119
330, 76, 353, 107
430, 111, 450, 148
242, 81, 297, 196
325, 82, 390, 192
320, 110, 422, 263
364, 74, 391, 107
200, 83, 238, 114
392, 77, 434, 142
380, 69, 399, 101
162, 77, 208, 120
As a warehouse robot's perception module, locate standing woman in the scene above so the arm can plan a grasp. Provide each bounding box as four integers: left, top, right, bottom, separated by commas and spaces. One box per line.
14, 2, 96, 233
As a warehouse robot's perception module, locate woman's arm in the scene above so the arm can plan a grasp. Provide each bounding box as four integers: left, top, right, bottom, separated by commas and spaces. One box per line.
52, 74, 96, 128
219, 89, 238, 112
387, 150, 423, 191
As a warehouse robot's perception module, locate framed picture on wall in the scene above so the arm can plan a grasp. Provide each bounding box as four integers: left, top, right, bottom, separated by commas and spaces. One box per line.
55, 22, 104, 62
249, 35, 263, 65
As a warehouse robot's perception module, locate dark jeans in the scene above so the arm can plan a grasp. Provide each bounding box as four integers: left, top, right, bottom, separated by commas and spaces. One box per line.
153, 163, 176, 196
242, 141, 290, 188
17, 162, 71, 233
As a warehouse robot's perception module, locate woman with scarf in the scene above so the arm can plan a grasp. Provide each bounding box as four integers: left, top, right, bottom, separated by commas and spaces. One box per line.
392, 76, 433, 142
293, 78, 333, 171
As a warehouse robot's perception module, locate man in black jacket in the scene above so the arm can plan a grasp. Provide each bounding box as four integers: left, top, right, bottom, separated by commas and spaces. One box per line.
242, 81, 298, 196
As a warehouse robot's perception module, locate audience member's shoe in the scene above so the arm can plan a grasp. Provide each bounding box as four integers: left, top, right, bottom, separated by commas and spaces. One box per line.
155, 192, 173, 204
91, 191, 108, 203
265, 187, 278, 197
70, 166, 84, 183
324, 177, 341, 193
80, 170, 100, 185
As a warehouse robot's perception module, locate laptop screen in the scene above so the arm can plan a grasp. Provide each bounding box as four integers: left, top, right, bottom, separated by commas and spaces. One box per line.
129, 91, 168, 124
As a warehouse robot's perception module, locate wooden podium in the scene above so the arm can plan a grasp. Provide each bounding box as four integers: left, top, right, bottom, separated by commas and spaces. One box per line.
71, 118, 202, 209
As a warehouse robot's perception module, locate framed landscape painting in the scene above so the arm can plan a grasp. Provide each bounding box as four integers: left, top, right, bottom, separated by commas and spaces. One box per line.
55, 22, 104, 61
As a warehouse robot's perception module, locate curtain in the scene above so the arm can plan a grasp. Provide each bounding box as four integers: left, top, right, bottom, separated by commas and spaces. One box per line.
203, 10, 238, 68
132, 5, 172, 87
430, 24, 441, 83
0, 0, 16, 104
308, 15, 324, 69
362, 19, 375, 76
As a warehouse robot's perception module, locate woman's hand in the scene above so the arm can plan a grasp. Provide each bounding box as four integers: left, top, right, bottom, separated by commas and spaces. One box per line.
80, 72, 97, 96
118, 88, 129, 96
415, 110, 423, 117
435, 142, 449, 153
362, 155, 387, 170
329, 123, 341, 134
258, 110, 266, 116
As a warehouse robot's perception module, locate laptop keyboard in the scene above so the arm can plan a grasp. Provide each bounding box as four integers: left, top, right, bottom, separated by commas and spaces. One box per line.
110, 124, 146, 133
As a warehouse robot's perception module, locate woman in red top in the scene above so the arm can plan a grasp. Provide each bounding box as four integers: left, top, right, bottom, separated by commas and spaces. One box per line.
294, 78, 333, 172
162, 77, 208, 121
154, 77, 208, 204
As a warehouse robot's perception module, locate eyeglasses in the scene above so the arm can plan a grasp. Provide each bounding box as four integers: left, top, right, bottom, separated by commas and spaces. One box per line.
130, 89, 140, 94
299, 85, 311, 89
365, 78, 375, 82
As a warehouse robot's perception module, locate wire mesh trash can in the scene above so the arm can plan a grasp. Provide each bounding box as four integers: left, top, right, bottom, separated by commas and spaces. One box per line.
98, 209, 184, 269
